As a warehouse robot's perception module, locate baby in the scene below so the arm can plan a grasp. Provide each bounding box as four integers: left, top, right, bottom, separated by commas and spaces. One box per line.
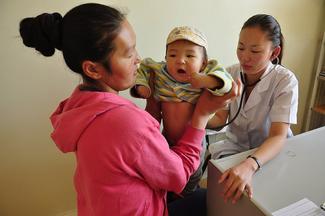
131, 26, 233, 197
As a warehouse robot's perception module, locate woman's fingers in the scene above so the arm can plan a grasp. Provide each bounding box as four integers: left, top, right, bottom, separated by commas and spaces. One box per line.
232, 183, 246, 204
222, 175, 235, 196
219, 169, 237, 202
218, 169, 230, 184
245, 184, 253, 199
219, 165, 253, 204
223, 179, 249, 204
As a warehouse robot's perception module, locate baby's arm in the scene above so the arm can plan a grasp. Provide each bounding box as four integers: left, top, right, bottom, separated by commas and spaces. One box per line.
145, 71, 162, 123
130, 58, 163, 122
190, 72, 222, 89
133, 85, 151, 99
190, 60, 233, 96
130, 59, 153, 99
145, 95, 162, 123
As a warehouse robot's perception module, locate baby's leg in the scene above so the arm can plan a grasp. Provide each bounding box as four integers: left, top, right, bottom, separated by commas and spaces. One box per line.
181, 138, 207, 196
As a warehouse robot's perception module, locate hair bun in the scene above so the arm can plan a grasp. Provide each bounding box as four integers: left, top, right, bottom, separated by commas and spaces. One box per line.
19, 13, 62, 56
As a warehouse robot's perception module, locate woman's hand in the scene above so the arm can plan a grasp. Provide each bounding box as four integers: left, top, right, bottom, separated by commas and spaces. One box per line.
218, 123, 290, 204
218, 158, 257, 204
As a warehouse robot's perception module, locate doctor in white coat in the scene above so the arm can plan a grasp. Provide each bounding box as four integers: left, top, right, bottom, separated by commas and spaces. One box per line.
207, 14, 298, 204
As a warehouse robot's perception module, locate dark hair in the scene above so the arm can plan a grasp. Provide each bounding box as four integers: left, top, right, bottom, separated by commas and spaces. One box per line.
242, 14, 284, 64
19, 3, 125, 83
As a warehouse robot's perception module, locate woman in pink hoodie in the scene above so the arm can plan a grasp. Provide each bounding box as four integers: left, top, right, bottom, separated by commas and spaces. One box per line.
19, 3, 240, 216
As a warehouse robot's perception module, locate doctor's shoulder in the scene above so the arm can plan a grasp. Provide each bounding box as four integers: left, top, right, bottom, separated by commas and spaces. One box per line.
274, 64, 298, 85
225, 63, 241, 78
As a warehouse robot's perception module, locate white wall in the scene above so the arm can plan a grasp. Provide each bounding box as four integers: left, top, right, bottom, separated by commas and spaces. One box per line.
0, 0, 324, 215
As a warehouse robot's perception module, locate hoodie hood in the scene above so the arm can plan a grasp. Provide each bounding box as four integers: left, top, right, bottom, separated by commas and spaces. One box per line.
50, 86, 134, 153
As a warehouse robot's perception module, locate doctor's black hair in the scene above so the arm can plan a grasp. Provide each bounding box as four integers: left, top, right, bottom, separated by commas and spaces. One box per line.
242, 14, 284, 65
19, 3, 125, 83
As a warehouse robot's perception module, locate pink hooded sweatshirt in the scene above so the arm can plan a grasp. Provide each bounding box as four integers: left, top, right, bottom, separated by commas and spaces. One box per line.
50, 87, 204, 216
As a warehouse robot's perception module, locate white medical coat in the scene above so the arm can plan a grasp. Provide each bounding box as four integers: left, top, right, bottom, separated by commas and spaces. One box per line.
210, 62, 298, 159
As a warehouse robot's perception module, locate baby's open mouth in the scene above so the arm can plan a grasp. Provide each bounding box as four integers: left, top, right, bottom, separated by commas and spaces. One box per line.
177, 69, 186, 74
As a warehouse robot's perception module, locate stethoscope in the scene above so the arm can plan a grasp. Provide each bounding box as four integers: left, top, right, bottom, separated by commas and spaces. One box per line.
212, 63, 277, 130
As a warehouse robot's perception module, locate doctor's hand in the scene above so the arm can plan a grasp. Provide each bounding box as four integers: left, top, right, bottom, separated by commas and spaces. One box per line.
218, 159, 257, 204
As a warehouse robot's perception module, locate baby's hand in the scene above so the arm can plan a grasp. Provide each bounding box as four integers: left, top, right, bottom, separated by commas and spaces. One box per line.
136, 85, 151, 99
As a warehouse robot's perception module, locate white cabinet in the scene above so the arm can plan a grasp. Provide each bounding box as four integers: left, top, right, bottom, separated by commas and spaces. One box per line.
304, 31, 325, 131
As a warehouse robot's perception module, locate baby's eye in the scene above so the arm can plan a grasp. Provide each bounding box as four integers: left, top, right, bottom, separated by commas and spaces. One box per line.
187, 55, 195, 58
237, 47, 244, 51
251, 50, 262, 53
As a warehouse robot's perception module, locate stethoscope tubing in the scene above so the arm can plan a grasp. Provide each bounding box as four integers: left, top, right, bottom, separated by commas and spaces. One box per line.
210, 64, 277, 131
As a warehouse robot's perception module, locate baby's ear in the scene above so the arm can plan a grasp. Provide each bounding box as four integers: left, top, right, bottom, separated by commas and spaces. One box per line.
200, 59, 208, 72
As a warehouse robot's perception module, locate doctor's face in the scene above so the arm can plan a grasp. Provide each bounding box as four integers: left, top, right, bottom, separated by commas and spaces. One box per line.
236, 26, 274, 75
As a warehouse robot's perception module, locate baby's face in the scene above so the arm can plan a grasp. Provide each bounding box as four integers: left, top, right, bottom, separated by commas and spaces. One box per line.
166, 40, 206, 83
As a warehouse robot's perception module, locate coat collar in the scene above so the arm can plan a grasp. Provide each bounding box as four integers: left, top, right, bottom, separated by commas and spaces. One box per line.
243, 62, 277, 112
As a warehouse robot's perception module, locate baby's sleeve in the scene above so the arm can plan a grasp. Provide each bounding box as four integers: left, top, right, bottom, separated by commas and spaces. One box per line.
135, 58, 153, 88
130, 58, 156, 97
204, 60, 233, 96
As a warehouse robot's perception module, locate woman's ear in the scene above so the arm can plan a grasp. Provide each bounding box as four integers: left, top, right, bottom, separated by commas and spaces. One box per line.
271, 46, 281, 61
82, 60, 102, 80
